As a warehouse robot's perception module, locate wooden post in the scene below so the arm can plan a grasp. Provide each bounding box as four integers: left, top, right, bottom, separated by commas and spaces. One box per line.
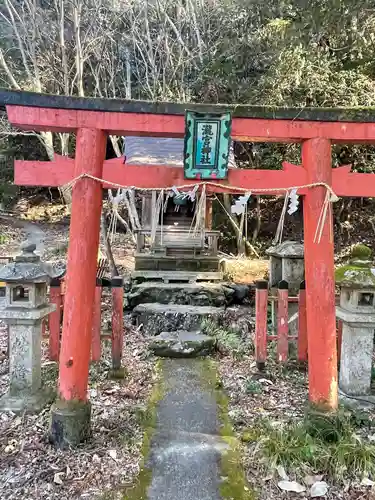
91, 279, 103, 362
255, 280, 268, 371
51, 128, 106, 447
49, 278, 62, 362
277, 280, 289, 363
297, 280, 308, 362
205, 198, 213, 230
111, 277, 124, 373
302, 137, 338, 410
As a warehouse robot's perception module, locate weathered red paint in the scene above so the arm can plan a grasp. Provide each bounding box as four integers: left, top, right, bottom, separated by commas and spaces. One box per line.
277, 283, 289, 363
14, 157, 307, 193
58, 128, 106, 401
302, 138, 338, 409
255, 281, 268, 369
111, 279, 124, 371
91, 282, 102, 362
16, 156, 375, 198
297, 284, 308, 362
49, 281, 62, 361
7, 104, 375, 143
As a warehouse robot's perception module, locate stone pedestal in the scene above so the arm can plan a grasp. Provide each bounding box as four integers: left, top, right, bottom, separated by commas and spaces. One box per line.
0, 305, 55, 413
266, 241, 304, 336
336, 307, 375, 397
335, 244, 375, 406
0, 241, 63, 414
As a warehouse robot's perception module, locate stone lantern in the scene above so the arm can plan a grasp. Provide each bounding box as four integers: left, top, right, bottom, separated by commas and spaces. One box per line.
336, 244, 375, 402
266, 241, 305, 335
0, 241, 62, 413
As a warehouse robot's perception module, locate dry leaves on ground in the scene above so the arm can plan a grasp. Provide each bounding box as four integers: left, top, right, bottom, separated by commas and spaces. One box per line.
217, 349, 375, 500
0, 315, 155, 500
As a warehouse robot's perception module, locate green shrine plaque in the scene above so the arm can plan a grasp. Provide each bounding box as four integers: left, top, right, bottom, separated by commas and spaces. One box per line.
183, 111, 232, 180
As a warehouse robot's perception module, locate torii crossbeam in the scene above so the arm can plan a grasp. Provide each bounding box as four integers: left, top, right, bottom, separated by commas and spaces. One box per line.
2, 89, 375, 445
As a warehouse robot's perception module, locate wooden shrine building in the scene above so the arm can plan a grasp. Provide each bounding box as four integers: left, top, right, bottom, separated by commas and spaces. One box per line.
2, 88, 375, 444
123, 136, 234, 280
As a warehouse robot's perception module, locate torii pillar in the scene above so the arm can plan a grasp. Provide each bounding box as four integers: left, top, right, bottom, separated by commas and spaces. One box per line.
302, 138, 337, 409
50, 128, 106, 446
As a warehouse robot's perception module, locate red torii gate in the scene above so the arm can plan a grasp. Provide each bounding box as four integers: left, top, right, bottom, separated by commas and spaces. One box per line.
2, 89, 375, 445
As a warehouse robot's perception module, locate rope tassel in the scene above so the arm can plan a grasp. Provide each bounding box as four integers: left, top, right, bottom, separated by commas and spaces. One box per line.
61, 173, 339, 245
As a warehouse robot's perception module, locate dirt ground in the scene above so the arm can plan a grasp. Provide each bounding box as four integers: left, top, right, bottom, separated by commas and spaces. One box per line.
1, 199, 374, 499
0, 202, 153, 500
218, 351, 375, 500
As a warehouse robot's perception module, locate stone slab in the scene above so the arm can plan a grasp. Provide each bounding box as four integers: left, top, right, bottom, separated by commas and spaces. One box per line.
129, 282, 234, 308
339, 389, 375, 410
135, 254, 220, 272
146, 359, 223, 499
133, 303, 225, 336
0, 387, 55, 414
131, 271, 223, 284
149, 331, 215, 358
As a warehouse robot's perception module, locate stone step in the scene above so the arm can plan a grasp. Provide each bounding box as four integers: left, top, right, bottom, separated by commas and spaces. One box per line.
133, 303, 225, 336
149, 330, 216, 358
134, 253, 220, 274
131, 270, 223, 284
128, 282, 234, 308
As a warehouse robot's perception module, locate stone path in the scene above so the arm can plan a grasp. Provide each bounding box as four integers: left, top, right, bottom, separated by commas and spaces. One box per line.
127, 272, 252, 499
125, 358, 252, 500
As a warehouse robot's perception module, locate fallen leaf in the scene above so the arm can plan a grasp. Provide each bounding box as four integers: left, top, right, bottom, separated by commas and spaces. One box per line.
92, 453, 101, 464
278, 480, 306, 493
276, 465, 289, 480
108, 449, 117, 460
66, 465, 72, 478
304, 475, 323, 486
311, 481, 329, 497
361, 477, 375, 486
13, 417, 22, 427
53, 472, 64, 485
259, 378, 273, 385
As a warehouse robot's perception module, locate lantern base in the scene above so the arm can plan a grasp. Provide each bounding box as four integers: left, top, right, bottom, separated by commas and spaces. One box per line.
339, 388, 375, 410
0, 387, 55, 414
50, 399, 91, 448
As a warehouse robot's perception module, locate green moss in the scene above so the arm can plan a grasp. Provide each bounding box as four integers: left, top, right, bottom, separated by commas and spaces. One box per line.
121, 359, 164, 500
108, 367, 129, 380
351, 244, 372, 260
240, 429, 260, 443
335, 264, 375, 286
199, 359, 257, 500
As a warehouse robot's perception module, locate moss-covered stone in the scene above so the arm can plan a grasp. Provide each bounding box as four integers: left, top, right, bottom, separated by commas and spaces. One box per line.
351, 244, 372, 260
335, 244, 375, 288
49, 399, 92, 448
121, 360, 164, 500
201, 359, 257, 500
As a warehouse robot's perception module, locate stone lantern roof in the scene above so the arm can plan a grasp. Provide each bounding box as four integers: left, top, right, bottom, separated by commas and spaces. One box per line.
265, 240, 304, 259
0, 241, 65, 283
335, 244, 375, 289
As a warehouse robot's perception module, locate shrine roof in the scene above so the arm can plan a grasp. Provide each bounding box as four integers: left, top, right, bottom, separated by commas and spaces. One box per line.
124, 136, 237, 168
2, 88, 375, 122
